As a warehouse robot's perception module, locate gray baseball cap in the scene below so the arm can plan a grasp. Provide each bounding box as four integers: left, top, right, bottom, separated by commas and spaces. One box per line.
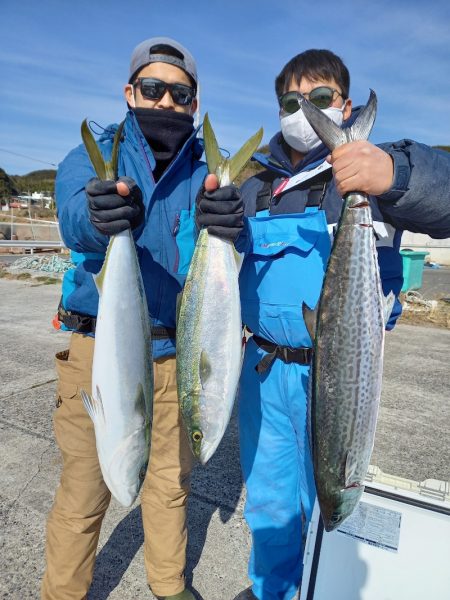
128, 37, 198, 87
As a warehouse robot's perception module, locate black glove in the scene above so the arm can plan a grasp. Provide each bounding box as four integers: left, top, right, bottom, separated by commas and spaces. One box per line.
195, 184, 244, 242
86, 176, 144, 235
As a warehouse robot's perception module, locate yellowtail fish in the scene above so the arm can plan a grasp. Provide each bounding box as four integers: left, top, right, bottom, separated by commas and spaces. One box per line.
80, 120, 153, 507
176, 114, 263, 463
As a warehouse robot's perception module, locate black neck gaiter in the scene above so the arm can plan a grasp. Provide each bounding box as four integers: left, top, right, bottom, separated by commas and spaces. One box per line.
132, 108, 194, 181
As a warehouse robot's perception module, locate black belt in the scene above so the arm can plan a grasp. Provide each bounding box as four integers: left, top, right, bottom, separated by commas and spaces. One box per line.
58, 301, 97, 334
151, 325, 176, 340
252, 334, 313, 374
57, 301, 175, 339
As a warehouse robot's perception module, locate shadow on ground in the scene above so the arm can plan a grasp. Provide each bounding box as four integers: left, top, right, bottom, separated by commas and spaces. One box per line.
88, 410, 243, 599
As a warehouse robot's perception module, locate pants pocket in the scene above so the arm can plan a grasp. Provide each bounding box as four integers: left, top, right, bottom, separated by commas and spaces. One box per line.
55, 350, 77, 408
53, 335, 96, 458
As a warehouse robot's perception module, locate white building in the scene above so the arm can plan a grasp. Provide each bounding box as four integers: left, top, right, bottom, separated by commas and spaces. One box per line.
401, 232, 450, 266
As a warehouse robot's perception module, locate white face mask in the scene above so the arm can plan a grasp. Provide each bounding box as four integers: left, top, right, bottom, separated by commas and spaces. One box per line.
280, 103, 346, 154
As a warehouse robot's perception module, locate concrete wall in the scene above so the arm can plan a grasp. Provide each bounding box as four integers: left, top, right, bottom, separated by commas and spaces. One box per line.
401, 232, 450, 265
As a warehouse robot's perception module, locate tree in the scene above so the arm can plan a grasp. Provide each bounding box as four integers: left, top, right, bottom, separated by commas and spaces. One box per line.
0, 168, 19, 202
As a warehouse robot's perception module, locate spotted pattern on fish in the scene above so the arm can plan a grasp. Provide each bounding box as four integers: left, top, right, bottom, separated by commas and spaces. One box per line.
311, 192, 385, 530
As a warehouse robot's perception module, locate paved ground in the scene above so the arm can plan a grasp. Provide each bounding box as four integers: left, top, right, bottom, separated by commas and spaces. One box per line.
0, 278, 449, 600
420, 264, 450, 300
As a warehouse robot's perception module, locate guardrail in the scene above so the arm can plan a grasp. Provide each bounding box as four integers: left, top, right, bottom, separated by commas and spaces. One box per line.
0, 240, 65, 249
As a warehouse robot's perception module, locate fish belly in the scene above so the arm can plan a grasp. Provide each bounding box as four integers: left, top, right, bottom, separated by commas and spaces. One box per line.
92, 232, 152, 473
177, 231, 242, 462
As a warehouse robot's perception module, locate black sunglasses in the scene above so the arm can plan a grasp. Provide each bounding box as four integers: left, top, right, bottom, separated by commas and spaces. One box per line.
134, 77, 196, 106
279, 86, 344, 113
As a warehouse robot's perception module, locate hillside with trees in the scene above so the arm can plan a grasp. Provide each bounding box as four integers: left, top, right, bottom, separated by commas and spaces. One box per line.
0, 168, 56, 200
11, 169, 57, 195
0, 168, 19, 198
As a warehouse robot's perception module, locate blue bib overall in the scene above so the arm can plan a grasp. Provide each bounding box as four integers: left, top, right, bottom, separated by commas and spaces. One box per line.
239, 206, 331, 600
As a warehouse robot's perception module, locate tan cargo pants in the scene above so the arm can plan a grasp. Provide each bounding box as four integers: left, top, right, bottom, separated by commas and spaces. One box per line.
41, 333, 194, 599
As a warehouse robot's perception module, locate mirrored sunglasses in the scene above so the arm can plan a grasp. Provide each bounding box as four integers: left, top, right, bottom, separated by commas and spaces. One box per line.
134, 77, 196, 106
279, 86, 343, 113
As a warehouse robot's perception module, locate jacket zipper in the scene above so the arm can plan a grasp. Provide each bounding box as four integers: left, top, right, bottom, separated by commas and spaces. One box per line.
173, 213, 180, 272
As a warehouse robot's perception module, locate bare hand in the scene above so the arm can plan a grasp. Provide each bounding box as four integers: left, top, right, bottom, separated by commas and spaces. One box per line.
116, 181, 130, 196
327, 141, 394, 197
204, 173, 219, 192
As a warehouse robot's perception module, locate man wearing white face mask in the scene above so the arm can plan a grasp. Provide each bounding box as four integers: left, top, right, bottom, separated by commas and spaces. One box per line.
280, 82, 348, 155
196, 48, 450, 600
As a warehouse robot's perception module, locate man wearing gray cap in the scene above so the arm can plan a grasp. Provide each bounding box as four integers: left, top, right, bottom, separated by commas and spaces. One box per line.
41, 37, 239, 600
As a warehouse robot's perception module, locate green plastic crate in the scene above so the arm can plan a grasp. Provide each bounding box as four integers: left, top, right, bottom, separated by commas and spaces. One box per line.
400, 249, 429, 292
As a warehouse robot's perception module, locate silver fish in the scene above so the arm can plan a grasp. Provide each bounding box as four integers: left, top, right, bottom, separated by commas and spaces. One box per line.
80, 120, 153, 507
301, 92, 395, 531
176, 114, 263, 464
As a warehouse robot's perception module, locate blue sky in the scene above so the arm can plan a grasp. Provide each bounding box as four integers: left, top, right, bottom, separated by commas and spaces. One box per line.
1, 0, 449, 175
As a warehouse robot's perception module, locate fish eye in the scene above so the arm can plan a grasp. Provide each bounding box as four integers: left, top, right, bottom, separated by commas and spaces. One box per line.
331, 513, 342, 524
192, 430, 203, 443
139, 465, 147, 480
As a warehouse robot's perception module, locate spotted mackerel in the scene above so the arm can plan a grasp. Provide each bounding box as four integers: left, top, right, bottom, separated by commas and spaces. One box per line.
301, 91, 395, 531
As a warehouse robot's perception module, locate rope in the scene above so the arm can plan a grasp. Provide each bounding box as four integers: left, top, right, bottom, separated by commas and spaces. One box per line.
403, 291, 434, 312
8, 255, 73, 274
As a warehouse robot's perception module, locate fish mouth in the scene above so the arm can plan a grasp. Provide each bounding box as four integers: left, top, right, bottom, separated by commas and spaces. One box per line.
198, 439, 217, 465
320, 484, 364, 532
108, 484, 138, 508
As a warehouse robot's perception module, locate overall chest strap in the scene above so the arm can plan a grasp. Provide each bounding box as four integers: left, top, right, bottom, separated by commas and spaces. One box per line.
255, 175, 329, 213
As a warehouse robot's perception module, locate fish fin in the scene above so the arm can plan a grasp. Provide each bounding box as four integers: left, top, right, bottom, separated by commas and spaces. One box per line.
199, 350, 212, 389
306, 368, 314, 454
93, 236, 115, 293
233, 247, 244, 272
110, 120, 125, 178
299, 89, 377, 150
81, 386, 106, 427
81, 119, 112, 180
134, 382, 151, 445
202, 112, 263, 185
134, 382, 145, 416
382, 291, 396, 327
176, 291, 183, 327
202, 113, 225, 176
344, 450, 360, 488
302, 302, 317, 344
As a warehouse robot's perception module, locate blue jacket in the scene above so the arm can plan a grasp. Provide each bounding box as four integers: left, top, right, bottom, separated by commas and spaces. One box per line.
237, 118, 450, 345
56, 110, 208, 358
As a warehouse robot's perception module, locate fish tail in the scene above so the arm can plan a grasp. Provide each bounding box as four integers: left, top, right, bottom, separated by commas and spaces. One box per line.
299, 89, 377, 150
228, 127, 264, 184
202, 113, 223, 177
202, 113, 263, 186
